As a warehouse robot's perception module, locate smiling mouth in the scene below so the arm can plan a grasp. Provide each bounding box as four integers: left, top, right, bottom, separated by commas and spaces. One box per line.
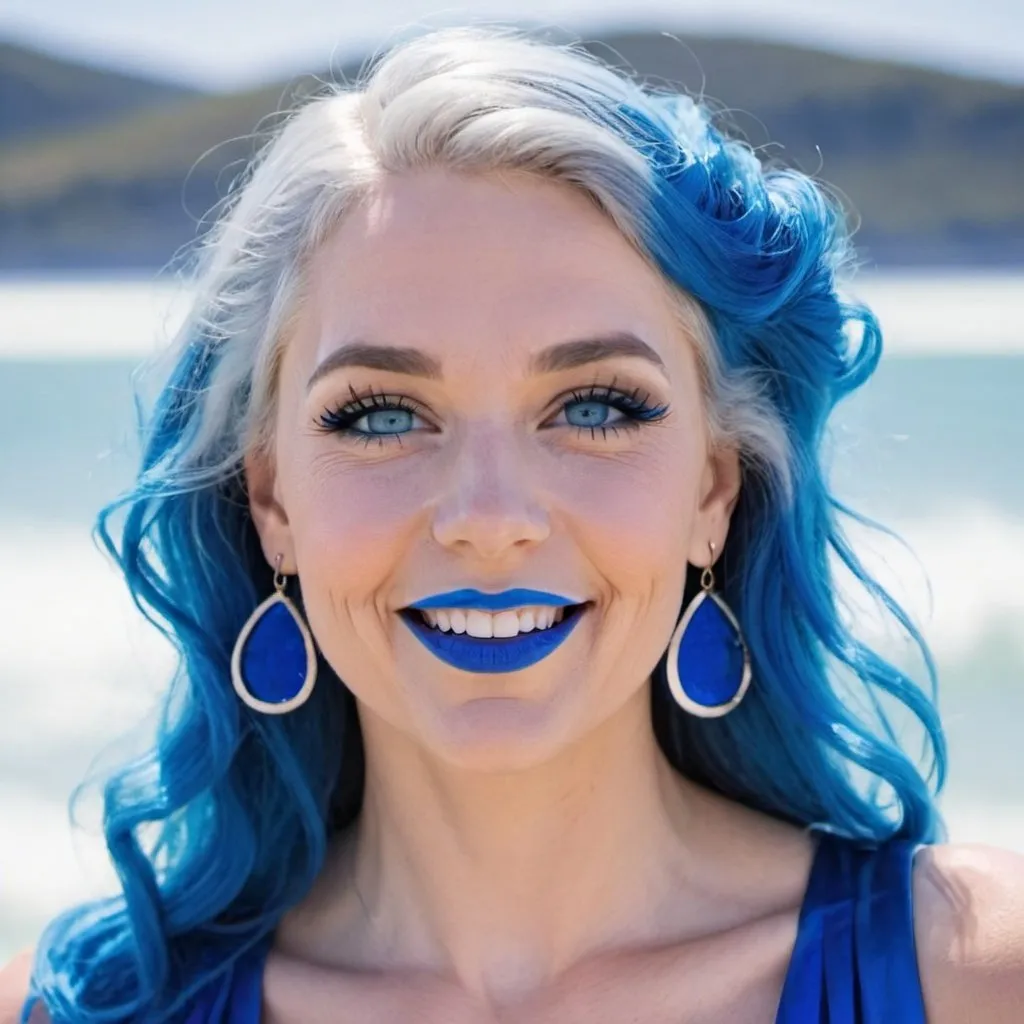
396, 600, 591, 673
399, 601, 591, 637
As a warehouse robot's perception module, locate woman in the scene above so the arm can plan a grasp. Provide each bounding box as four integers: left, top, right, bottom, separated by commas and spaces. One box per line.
4, 24, 1023, 1024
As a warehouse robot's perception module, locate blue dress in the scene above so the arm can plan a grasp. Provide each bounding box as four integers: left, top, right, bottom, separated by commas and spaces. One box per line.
182, 834, 927, 1023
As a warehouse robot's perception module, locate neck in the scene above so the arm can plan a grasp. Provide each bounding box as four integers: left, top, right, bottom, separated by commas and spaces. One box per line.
280, 684, 806, 1009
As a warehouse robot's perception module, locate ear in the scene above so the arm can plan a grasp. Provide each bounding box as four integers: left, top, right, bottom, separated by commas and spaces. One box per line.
688, 443, 742, 568
244, 445, 296, 574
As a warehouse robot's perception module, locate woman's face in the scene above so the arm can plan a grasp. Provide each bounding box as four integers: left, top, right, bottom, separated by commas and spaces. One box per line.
248, 167, 740, 770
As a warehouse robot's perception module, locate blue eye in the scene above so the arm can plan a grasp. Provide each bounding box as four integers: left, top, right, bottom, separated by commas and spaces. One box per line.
358, 407, 417, 434
315, 388, 425, 446
564, 400, 615, 428
315, 383, 669, 446
557, 384, 670, 437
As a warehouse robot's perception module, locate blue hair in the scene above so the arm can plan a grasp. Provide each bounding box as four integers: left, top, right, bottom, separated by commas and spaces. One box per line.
23, 25, 945, 1023
621, 97, 945, 838
24, 337, 362, 1021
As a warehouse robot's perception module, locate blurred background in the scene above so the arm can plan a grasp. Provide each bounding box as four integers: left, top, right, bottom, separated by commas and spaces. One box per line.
1, 0, 1022, 961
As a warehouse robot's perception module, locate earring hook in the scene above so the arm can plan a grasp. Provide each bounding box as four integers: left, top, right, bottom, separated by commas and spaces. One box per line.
273, 553, 287, 593
701, 540, 717, 591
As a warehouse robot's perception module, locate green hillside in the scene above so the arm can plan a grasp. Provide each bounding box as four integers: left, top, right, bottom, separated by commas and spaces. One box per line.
0, 39, 198, 145
1, 30, 1021, 269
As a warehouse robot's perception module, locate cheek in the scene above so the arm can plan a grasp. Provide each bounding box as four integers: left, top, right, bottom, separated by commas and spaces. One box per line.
553, 439, 700, 589
279, 424, 702, 609
284, 451, 433, 596
279, 452, 434, 689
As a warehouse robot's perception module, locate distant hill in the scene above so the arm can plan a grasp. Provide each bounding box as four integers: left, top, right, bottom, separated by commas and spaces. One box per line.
0, 40, 199, 145
1, 30, 1022, 270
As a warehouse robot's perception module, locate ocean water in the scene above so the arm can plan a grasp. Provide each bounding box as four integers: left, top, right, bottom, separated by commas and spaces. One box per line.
1, 274, 1023, 961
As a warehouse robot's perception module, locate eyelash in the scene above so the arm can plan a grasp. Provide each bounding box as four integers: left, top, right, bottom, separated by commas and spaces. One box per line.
314, 380, 670, 448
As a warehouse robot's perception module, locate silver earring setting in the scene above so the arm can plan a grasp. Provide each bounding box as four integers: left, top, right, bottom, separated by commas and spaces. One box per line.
665, 541, 751, 718
231, 554, 317, 714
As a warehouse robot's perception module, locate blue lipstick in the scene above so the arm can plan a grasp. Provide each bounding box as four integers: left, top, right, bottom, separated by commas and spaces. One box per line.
408, 588, 580, 611
400, 590, 589, 673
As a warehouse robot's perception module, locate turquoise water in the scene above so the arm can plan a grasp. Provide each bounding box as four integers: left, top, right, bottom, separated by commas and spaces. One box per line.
2, 332, 1023, 961
1, 353, 1023, 520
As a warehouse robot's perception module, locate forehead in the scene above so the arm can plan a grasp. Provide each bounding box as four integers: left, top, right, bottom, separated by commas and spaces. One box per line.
299, 169, 685, 361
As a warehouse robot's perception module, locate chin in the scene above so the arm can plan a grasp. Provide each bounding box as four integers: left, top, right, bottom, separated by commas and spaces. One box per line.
417, 693, 583, 773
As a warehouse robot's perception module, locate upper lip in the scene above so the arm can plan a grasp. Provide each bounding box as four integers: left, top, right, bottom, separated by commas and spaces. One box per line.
406, 588, 584, 611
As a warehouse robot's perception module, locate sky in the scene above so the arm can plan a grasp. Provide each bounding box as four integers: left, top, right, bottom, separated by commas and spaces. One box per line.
1, 0, 1023, 90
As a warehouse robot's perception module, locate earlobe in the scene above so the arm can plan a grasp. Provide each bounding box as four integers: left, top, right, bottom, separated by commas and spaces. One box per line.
243, 447, 296, 573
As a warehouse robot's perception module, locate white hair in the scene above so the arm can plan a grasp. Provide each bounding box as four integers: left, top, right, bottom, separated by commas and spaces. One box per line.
160, 25, 790, 498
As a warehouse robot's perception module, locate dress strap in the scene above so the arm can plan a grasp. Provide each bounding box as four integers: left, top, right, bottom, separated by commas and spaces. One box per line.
775, 834, 927, 1024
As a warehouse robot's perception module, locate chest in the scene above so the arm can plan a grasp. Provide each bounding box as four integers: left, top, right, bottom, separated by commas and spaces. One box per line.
260, 912, 797, 1024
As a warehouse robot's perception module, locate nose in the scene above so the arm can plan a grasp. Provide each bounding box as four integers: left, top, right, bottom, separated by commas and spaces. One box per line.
430, 424, 550, 558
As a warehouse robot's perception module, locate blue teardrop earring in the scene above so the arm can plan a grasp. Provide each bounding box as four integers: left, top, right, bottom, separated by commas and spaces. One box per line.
231, 554, 317, 714
665, 541, 751, 718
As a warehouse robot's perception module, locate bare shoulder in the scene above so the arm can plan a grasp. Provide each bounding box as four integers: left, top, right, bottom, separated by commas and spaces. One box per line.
0, 949, 48, 1024
914, 842, 1024, 1023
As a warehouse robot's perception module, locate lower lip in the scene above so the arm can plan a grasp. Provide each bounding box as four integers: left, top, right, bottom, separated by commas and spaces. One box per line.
398, 604, 590, 673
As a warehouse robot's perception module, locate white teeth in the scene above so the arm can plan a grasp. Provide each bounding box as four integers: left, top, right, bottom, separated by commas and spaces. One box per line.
466, 610, 494, 638
491, 611, 521, 638
418, 605, 574, 636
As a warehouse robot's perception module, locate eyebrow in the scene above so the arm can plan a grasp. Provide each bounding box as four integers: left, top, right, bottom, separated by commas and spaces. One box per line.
306, 331, 668, 391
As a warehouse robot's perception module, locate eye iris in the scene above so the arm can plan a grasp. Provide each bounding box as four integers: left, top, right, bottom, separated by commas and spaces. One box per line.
365, 408, 414, 433
566, 400, 611, 428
